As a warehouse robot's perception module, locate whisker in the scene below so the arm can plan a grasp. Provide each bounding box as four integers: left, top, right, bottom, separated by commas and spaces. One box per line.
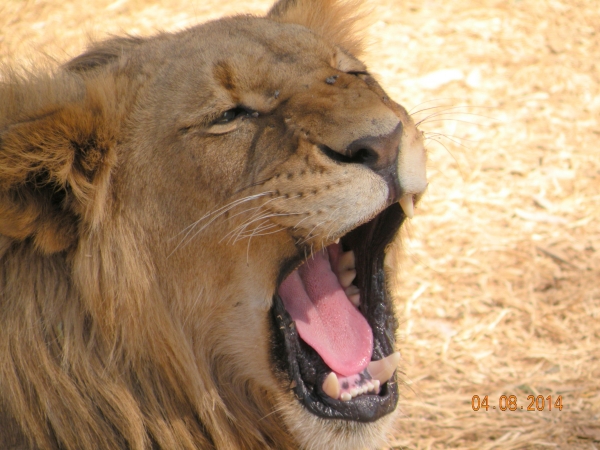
424, 133, 475, 152
232, 218, 279, 244
417, 112, 496, 127
411, 104, 496, 116
168, 191, 273, 257
417, 118, 489, 127
407, 97, 467, 114
258, 406, 287, 422
297, 218, 330, 247
292, 214, 312, 231
243, 221, 284, 264
173, 192, 271, 239
222, 194, 289, 226
423, 131, 480, 143
227, 212, 276, 244
426, 137, 466, 181
228, 211, 301, 245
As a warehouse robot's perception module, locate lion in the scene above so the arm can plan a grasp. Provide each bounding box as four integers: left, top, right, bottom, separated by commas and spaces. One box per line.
0, 0, 427, 448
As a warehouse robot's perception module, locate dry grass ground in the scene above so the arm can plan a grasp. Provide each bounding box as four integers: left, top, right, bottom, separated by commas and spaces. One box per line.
1, 0, 598, 449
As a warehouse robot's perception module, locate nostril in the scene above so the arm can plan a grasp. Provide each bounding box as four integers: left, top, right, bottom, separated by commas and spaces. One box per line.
319, 145, 354, 164
347, 146, 378, 166
318, 145, 378, 166
319, 122, 402, 169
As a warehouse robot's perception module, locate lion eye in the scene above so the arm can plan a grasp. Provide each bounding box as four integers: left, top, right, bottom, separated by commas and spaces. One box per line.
346, 71, 370, 80
215, 107, 256, 124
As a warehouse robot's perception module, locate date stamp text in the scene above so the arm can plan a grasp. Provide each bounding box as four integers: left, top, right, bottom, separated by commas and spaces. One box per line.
472, 395, 563, 411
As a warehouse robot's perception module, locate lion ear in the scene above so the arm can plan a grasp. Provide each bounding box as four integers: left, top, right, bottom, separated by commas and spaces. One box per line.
0, 74, 117, 254
267, 0, 367, 56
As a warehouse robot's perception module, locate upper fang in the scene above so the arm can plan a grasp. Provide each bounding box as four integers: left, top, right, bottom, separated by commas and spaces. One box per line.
399, 195, 414, 219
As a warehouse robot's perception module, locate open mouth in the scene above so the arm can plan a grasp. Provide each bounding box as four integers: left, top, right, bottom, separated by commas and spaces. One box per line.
271, 202, 404, 422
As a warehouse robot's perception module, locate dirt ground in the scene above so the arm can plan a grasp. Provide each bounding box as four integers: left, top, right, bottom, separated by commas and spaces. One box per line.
1, 0, 599, 449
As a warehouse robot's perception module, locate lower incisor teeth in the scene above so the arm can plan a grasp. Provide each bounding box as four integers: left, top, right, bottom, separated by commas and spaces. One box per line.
326, 356, 398, 402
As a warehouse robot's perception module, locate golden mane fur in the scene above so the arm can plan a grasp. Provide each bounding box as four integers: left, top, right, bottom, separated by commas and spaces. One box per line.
0, 1, 426, 448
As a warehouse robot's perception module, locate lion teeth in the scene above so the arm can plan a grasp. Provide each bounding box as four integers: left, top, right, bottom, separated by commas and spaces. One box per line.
399, 194, 414, 219
322, 372, 341, 399
339, 269, 356, 289
331, 370, 385, 401
345, 285, 360, 307
345, 284, 360, 308
345, 285, 359, 297
334, 238, 340, 244
348, 293, 360, 307
338, 250, 355, 272
366, 352, 401, 385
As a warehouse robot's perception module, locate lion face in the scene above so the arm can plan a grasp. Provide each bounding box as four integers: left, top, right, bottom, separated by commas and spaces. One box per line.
0, 1, 426, 449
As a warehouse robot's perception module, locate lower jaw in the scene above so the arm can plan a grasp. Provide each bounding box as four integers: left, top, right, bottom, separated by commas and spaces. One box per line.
271, 294, 399, 422
270, 203, 404, 422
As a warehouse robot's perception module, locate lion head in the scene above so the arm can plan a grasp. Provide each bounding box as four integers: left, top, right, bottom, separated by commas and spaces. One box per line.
0, 0, 427, 449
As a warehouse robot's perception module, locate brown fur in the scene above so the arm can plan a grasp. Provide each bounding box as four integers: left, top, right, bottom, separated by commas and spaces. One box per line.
0, 1, 425, 448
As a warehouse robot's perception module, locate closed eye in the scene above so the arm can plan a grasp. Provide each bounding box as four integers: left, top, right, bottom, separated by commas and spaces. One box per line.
346, 71, 370, 77
346, 71, 371, 82
204, 106, 259, 135
213, 106, 258, 125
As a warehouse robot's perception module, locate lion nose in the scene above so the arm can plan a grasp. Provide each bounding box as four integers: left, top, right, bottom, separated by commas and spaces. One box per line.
344, 121, 403, 201
345, 122, 402, 171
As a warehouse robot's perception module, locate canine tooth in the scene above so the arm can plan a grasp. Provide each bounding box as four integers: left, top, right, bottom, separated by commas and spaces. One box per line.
322, 372, 340, 399
334, 238, 340, 244
348, 293, 360, 307
399, 195, 414, 219
366, 352, 401, 384
340, 393, 352, 402
338, 250, 355, 271
339, 269, 356, 288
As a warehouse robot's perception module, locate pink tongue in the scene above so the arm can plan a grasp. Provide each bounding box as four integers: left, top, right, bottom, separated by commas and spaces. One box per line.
278, 247, 373, 376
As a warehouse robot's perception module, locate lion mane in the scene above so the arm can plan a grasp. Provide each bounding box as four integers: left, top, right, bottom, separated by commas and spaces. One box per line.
0, 1, 427, 449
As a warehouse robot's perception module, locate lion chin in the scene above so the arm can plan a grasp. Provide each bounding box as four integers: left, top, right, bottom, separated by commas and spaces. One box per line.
0, 0, 427, 449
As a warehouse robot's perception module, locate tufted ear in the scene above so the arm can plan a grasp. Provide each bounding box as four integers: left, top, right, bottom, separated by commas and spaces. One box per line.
0, 73, 118, 254
268, 0, 367, 56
